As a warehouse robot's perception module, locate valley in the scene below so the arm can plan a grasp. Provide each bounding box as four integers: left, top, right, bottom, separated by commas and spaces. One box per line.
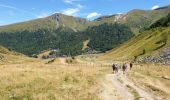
0, 3, 170, 100
0, 53, 170, 100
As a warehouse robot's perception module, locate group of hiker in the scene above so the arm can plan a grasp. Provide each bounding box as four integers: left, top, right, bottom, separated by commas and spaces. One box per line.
112, 62, 133, 74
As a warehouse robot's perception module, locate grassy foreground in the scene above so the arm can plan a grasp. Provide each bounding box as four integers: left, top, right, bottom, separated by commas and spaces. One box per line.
0, 62, 109, 100
127, 64, 170, 99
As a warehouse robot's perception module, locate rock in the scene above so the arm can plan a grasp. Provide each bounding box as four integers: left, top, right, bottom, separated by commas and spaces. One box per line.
135, 47, 170, 65
162, 76, 170, 80
163, 48, 170, 56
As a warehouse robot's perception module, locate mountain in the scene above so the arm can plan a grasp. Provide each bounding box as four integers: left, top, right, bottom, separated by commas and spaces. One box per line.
0, 13, 89, 32
100, 13, 170, 63
0, 14, 134, 56
0, 5, 170, 56
93, 5, 170, 34
0, 22, 134, 56
0, 13, 91, 56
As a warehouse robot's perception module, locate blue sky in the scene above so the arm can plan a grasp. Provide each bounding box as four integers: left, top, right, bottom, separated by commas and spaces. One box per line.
0, 0, 170, 26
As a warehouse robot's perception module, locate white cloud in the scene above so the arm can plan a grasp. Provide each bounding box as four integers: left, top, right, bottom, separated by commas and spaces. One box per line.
31, 8, 36, 10
37, 13, 49, 18
87, 12, 101, 19
0, 4, 17, 10
117, 13, 122, 15
62, 8, 80, 16
63, 0, 83, 8
53, 11, 60, 14
63, 0, 79, 4
151, 5, 160, 10
63, 0, 83, 16
76, 4, 83, 8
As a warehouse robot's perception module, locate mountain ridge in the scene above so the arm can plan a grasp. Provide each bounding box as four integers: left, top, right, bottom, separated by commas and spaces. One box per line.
0, 5, 170, 56
1, 5, 170, 31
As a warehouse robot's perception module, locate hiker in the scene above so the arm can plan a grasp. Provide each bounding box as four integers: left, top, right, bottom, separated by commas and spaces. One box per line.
112, 63, 118, 74
130, 62, 133, 70
122, 63, 127, 74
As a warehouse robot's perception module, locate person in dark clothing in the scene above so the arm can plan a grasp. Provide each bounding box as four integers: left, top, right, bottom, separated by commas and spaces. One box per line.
122, 63, 127, 74
112, 64, 118, 74
130, 62, 133, 70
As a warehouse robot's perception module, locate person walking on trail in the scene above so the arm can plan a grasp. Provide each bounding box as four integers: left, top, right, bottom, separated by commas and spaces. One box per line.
112, 63, 118, 74
130, 62, 133, 70
122, 63, 127, 74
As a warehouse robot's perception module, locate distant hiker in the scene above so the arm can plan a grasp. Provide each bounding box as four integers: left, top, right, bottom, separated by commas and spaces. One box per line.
112, 64, 116, 73
112, 63, 118, 74
130, 62, 133, 70
122, 63, 127, 74
115, 64, 118, 73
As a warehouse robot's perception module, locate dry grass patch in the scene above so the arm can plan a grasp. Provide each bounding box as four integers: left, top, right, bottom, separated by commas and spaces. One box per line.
127, 64, 170, 100
0, 62, 108, 100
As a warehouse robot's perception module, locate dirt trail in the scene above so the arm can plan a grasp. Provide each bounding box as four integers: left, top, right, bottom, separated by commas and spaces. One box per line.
99, 75, 122, 100
99, 71, 154, 100
59, 58, 66, 64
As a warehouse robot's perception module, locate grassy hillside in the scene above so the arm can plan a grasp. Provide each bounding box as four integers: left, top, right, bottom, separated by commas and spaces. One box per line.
93, 6, 170, 34
0, 13, 89, 33
100, 13, 170, 61
100, 26, 170, 61
0, 46, 37, 64
0, 17, 57, 33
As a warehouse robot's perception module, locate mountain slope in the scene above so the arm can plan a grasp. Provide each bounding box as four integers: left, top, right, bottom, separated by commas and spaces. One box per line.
100, 27, 170, 60
100, 14, 170, 61
150, 13, 170, 28
0, 13, 89, 33
81, 23, 134, 52
0, 46, 35, 64
93, 5, 170, 34
0, 23, 134, 56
